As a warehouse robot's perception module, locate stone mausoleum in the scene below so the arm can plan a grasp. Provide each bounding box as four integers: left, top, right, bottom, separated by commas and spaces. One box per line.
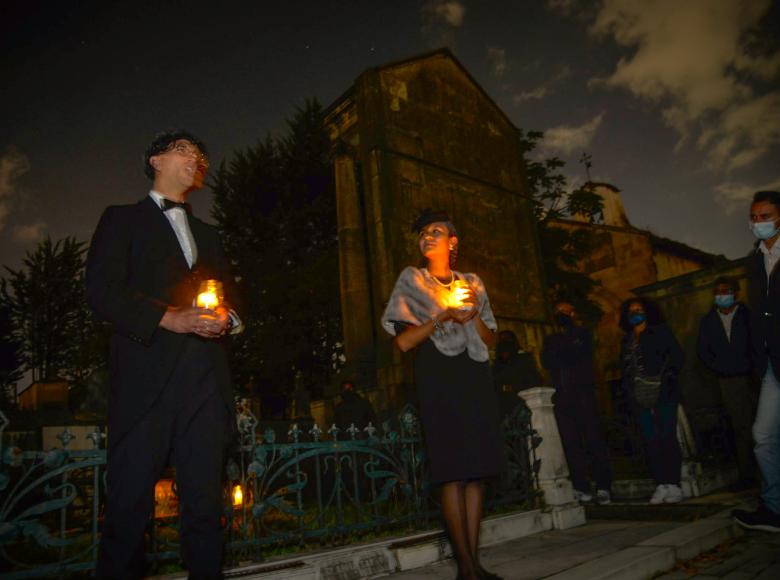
322, 49, 728, 422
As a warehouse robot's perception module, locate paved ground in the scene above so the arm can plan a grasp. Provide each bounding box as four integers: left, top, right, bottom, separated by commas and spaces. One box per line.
656, 529, 780, 580
383, 491, 759, 580
385, 519, 684, 579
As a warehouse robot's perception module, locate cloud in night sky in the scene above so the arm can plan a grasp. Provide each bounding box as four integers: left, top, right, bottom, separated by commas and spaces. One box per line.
11, 221, 47, 245
513, 87, 547, 103
513, 64, 571, 104
590, 0, 780, 172
0, 147, 30, 233
698, 93, 780, 171
426, 1, 465, 27
540, 112, 605, 155
714, 177, 780, 215
487, 46, 507, 77
421, 0, 465, 45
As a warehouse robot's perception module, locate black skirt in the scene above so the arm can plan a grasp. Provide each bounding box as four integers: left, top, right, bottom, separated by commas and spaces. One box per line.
414, 339, 505, 484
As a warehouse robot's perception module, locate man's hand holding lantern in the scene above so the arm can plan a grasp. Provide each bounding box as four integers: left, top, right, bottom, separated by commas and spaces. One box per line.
194, 304, 230, 338
160, 279, 230, 338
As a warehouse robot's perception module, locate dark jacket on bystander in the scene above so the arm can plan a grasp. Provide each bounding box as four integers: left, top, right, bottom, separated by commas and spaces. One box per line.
621, 323, 685, 406
696, 304, 752, 377
542, 325, 596, 392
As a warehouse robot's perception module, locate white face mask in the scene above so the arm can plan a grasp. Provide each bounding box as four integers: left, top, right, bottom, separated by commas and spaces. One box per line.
750, 219, 779, 240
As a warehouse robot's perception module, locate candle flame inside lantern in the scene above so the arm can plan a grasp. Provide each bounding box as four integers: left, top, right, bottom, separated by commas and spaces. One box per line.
447, 280, 473, 309
232, 484, 243, 507
196, 280, 223, 310
197, 291, 218, 310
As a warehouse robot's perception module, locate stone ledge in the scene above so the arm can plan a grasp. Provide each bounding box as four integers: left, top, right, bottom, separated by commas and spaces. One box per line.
203, 507, 555, 580
545, 506, 745, 580
636, 508, 744, 562
613, 464, 739, 501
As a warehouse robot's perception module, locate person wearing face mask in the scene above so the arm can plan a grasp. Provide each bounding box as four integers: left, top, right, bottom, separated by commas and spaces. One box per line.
733, 190, 780, 533
542, 301, 613, 505
696, 277, 756, 487
619, 297, 685, 504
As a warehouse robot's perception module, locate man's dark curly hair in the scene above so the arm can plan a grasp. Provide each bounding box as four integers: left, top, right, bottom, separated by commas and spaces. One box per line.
713, 276, 739, 293
752, 191, 780, 211
143, 129, 207, 180
618, 296, 663, 333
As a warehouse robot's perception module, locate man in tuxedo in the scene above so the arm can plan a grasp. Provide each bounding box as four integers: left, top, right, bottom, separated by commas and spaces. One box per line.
86, 130, 241, 578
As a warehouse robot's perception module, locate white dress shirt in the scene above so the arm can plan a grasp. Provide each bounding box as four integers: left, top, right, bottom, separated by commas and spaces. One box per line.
149, 190, 197, 268
717, 305, 738, 342
759, 239, 780, 282
148, 191, 243, 334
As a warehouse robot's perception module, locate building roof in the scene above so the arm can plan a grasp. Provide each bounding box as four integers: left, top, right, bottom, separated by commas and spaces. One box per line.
649, 233, 725, 266
586, 182, 621, 193
324, 47, 518, 133
633, 256, 749, 295
551, 218, 724, 266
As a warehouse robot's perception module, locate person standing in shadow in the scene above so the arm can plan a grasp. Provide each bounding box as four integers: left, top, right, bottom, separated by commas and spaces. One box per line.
543, 301, 613, 505
492, 330, 542, 420
334, 380, 377, 432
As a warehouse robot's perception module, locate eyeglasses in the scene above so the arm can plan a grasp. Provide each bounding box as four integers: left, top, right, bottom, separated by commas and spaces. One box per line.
165, 141, 209, 169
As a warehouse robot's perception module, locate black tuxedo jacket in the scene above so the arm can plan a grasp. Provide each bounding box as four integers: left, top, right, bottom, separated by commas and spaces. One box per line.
748, 245, 780, 378
86, 196, 234, 445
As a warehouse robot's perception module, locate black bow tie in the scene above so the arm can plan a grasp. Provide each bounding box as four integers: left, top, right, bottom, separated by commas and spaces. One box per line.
161, 198, 192, 213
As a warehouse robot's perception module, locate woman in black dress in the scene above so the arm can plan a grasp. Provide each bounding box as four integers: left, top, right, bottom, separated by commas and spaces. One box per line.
382, 210, 503, 580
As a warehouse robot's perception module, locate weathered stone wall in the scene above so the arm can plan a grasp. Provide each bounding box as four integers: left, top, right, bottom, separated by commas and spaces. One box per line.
654, 252, 709, 280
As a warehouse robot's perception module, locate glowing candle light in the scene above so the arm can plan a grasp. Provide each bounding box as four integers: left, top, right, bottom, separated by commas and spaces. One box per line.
447, 280, 473, 310
232, 484, 243, 507
197, 279, 223, 310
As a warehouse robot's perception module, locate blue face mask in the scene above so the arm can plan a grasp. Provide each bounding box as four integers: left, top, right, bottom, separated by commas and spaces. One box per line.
715, 294, 735, 309
628, 313, 646, 327
557, 313, 573, 326
750, 220, 779, 240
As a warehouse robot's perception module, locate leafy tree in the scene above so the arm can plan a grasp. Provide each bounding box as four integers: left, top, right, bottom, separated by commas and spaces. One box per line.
0, 303, 21, 411
518, 129, 604, 323
211, 98, 342, 399
0, 236, 106, 388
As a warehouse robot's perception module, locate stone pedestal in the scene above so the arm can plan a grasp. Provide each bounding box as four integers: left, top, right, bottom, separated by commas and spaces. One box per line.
519, 387, 586, 529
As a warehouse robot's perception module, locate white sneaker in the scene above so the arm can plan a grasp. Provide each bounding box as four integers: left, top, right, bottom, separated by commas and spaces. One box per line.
649, 484, 669, 504
664, 484, 683, 503
596, 489, 612, 505
574, 490, 593, 503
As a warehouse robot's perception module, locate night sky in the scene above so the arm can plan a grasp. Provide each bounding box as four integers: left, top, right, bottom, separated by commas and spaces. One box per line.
2, 0, 779, 271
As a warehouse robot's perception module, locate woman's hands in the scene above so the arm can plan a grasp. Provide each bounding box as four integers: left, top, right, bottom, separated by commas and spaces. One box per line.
447, 284, 478, 324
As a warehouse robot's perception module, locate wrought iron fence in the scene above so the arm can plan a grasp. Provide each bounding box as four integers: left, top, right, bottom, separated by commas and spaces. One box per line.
0, 401, 540, 578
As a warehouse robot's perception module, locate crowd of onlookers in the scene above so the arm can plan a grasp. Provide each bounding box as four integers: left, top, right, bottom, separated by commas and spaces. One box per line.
489, 190, 780, 534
